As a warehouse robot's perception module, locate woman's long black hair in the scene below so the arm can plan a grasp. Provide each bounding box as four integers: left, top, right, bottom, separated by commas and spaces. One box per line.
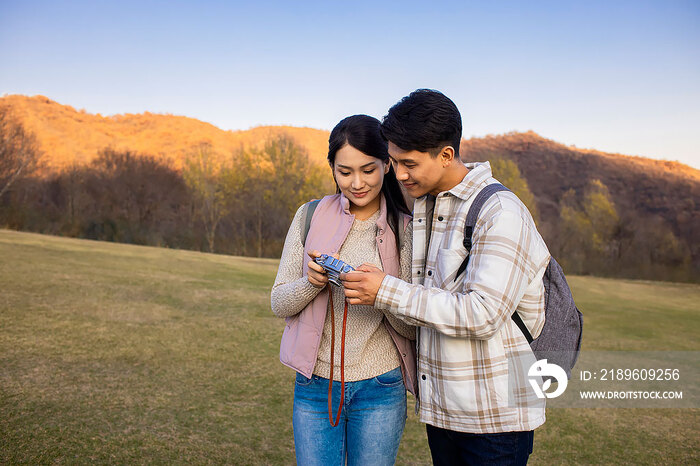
327, 115, 411, 251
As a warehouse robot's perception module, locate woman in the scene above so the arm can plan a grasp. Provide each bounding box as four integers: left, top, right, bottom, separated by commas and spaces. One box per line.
270, 114, 416, 465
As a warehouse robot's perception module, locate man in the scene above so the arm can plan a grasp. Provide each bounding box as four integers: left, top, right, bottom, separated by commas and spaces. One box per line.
342, 89, 550, 465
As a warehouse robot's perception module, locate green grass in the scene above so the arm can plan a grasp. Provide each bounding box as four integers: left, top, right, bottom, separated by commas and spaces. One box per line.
1, 229, 698, 464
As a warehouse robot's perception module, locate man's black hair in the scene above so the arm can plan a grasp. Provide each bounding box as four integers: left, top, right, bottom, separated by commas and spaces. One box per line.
380, 89, 462, 157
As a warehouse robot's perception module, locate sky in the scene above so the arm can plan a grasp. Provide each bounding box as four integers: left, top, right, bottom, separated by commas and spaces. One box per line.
1, 0, 699, 168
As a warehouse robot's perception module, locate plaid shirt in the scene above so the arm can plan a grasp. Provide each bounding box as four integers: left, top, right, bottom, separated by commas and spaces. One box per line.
376, 162, 550, 433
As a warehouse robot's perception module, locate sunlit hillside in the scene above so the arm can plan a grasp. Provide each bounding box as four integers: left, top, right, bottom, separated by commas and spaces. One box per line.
462, 130, 700, 183
2, 94, 698, 280
3, 94, 698, 186
462, 131, 700, 239
0, 95, 330, 171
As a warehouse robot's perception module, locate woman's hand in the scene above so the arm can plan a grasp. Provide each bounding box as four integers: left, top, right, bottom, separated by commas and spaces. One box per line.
307, 250, 332, 289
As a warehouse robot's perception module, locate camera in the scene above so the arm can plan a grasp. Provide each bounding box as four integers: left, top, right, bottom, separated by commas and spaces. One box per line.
314, 254, 354, 287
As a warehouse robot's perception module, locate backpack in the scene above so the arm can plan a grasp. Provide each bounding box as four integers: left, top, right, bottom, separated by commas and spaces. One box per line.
300, 200, 321, 247
458, 183, 583, 378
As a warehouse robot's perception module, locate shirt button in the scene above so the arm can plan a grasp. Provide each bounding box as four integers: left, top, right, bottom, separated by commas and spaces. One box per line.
438, 216, 444, 221
418, 219, 422, 223
427, 271, 432, 276
417, 271, 421, 275
421, 375, 427, 380
379, 239, 383, 243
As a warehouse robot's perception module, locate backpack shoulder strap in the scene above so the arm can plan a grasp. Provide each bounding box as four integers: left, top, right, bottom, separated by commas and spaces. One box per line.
455, 183, 509, 279
301, 199, 321, 247
456, 182, 535, 343
511, 310, 534, 343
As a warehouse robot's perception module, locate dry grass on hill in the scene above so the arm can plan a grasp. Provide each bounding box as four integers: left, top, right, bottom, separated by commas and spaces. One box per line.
0, 95, 330, 172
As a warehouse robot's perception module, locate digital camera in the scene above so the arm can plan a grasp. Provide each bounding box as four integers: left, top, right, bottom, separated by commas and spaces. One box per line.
314, 254, 354, 287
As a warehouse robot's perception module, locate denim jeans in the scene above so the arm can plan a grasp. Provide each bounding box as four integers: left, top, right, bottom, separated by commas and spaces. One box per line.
426, 423, 534, 466
292, 367, 407, 466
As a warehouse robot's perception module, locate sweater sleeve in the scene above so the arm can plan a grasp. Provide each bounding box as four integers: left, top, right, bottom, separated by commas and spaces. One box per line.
270, 204, 324, 318
381, 219, 416, 340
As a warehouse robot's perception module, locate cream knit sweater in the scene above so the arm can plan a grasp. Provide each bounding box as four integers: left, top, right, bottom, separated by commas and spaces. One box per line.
271, 204, 415, 381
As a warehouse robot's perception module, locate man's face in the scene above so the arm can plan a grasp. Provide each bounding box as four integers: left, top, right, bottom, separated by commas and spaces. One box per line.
387, 141, 446, 198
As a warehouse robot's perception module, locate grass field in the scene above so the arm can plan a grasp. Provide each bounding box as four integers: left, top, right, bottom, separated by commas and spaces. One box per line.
1, 229, 698, 464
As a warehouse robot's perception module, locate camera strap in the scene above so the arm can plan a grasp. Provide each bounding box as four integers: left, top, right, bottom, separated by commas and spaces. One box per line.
327, 295, 348, 427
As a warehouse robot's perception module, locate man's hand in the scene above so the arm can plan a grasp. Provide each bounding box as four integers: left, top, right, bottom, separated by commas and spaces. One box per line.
307, 250, 330, 289
341, 263, 386, 306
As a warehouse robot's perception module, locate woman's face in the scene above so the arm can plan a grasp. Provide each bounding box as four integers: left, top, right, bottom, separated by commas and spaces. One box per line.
332, 144, 389, 215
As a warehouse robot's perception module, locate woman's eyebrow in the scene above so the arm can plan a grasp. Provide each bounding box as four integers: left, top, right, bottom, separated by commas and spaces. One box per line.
336, 162, 377, 169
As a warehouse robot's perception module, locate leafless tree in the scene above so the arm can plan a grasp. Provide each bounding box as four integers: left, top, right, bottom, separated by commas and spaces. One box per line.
183, 142, 230, 252
0, 107, 41, 200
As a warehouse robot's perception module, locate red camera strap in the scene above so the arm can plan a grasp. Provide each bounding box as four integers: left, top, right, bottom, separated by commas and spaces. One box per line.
327, 296, 348, 427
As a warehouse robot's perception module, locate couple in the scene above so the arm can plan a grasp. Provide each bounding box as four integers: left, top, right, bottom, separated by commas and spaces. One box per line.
271, 89, 549, 465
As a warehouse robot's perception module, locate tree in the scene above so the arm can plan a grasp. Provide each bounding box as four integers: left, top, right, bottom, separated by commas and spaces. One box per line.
621, 214, 691, 280
264, 134, 329, 255
0, 107, 41, 200
582, 179, 618, 253
227, 145, 273, 257
224, 134, 330, 257
488, 155, 538, 221
556, 179, 620, 274
183, 142, 230, 253
60, 148, 190, 245
557, 189, 594, 273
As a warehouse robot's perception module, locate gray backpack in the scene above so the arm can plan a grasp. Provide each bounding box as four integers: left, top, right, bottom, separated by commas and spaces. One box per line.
300, 200, 321, 247
458, 183, 583, 378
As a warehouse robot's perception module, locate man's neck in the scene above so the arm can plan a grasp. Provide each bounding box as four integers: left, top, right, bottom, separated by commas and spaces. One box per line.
430, 163, 470, 196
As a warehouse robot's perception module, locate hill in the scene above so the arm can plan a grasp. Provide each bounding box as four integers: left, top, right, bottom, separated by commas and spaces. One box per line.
3, 95, 698, 187
1, 94, 698, 279
462, 132, 700, 261
0, 94, 330, 171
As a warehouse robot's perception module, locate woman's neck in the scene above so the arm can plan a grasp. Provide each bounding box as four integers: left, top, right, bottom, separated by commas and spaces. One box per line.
349, 195, 381, 220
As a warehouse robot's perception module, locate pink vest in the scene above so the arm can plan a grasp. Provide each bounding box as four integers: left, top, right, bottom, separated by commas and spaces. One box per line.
278, 193, 417, 395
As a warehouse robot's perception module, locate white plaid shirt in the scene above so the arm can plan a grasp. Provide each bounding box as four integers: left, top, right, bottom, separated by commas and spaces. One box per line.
376, 162, 550, 433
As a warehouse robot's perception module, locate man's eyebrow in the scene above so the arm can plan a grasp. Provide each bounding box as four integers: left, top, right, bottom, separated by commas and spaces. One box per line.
390, 156, 416, 164
336, 162, 376, 169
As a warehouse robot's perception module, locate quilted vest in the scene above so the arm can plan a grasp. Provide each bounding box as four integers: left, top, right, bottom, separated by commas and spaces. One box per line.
278, 193, 417, 395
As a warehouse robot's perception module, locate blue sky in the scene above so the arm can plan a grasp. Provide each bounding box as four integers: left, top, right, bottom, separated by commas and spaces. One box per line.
1, 0, 699, 168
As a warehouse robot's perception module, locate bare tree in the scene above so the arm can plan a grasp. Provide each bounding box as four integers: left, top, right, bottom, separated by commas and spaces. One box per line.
183, 142, 230, 253
0, 107, 41, 200
228, 134, 328, 257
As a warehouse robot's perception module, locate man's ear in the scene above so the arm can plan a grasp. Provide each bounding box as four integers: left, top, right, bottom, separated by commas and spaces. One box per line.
439, 146, 455, 167
383, 162, 390, 174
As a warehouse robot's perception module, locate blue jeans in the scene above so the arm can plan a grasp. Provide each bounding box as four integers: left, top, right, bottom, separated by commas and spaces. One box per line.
292, 367, 407, 466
